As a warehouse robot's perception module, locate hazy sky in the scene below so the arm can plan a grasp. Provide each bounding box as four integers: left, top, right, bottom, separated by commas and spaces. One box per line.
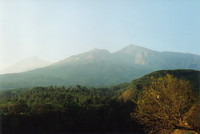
0, 0, 200, 70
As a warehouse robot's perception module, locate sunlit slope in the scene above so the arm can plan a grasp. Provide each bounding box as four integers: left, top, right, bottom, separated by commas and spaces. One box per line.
120, 69, 200, 101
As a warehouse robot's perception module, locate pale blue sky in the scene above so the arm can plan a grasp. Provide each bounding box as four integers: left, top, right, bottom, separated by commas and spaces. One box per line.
0, 0, 200, 70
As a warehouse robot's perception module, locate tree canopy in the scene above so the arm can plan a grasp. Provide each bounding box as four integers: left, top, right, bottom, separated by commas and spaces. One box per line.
0, 85, 143, 134
132, 74, 200, 134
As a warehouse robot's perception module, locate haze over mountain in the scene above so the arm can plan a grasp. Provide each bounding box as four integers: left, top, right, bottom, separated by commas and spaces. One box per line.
0, 45, 200, 90
0, 56, 51, 74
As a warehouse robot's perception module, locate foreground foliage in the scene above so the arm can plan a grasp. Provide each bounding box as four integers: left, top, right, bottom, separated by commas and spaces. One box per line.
132, 74, 200, 134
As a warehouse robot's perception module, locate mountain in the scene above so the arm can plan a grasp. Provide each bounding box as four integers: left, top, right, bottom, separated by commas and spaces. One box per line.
0, 56, 51, 74
114, 45, 200, 70
0, 45, 200, 90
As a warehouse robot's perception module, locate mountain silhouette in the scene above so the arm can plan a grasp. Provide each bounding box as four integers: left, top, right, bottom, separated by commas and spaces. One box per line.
0, 45, 200, 90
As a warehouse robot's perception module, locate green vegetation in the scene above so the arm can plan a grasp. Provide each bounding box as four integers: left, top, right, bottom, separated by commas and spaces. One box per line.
131, 74, 200, 134
0, 69, 199, 134
120, 69, 200, 101
0, 85, 143, 134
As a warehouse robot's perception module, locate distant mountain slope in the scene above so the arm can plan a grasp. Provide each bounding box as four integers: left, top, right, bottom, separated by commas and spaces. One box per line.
0, 56, 51, 74
120, 69, 200, 101
115, 45, 200, 70
0, 45, 200, 90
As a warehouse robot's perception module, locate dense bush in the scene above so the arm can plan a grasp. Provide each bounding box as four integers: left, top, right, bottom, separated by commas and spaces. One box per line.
0, 85, 144, 134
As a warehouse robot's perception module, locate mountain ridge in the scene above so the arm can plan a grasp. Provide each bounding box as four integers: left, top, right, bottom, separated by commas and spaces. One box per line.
0, 56, 51, 74
0, 45, 200, 90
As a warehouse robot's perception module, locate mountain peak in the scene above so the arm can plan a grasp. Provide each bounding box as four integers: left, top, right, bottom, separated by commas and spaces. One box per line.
0, 57, 51, 74
121, 44, 151, 51
85, 48, 110, 57
89, 48, 110, 54
114, 45, 155, 65
58, 48, 110, 64
124, 44, 142, 48
90, 48, 101, 51
115, 44, 153, 55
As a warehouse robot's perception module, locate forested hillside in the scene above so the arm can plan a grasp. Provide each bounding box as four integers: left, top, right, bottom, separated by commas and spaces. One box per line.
0, 69, 199, 134
120, 69, 200, 101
